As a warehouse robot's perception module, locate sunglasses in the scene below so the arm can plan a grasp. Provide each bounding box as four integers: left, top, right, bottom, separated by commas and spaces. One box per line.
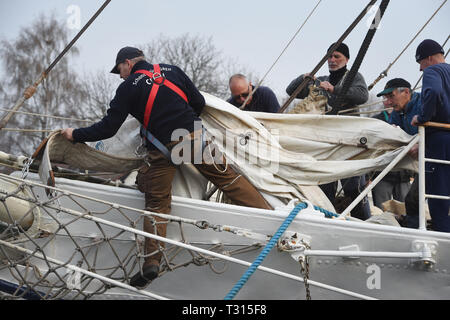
232, 86, 252, 100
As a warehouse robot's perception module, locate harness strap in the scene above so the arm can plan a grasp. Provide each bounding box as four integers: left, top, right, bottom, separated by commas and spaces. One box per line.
134, 64, 190, 161
139, 126, 172, 160
134, 65, 188, 128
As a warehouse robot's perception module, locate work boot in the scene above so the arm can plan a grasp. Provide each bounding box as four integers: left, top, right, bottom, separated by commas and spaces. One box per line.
129, 264, 159, 289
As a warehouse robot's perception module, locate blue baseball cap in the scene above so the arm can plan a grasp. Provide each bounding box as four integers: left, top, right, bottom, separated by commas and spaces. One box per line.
376, 78, 411, 97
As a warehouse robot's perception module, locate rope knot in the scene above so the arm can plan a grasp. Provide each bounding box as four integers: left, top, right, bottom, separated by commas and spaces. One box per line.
24, 86, 37, 99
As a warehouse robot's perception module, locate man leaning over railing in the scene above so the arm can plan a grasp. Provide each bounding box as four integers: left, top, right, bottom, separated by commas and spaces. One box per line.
411, 39, 450, 233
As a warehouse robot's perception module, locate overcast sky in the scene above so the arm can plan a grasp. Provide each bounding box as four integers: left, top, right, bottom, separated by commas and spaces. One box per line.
0, 0, 449, 102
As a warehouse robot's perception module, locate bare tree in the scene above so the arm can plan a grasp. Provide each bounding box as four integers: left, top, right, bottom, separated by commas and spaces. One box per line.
222, 56, 262, 89
79, 70, 120, 121
141, 33, 235, 99
0, 13, 84, 157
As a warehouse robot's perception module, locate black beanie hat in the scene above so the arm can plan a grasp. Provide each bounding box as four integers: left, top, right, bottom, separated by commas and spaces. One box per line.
415, 39, 444, 62
328, 42, 350, 59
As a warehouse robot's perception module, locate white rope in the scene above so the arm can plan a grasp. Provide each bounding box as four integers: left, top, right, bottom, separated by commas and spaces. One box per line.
0, 173, 266, 241
337, 100, 384, 114
0, 173, 377, 299
240, 0, 322, 109
386, 0, 447, 71
369, 0, 447, 89
346, 107, 392, 116
40, 202, 376, 300
1, 128, 56, 133
0, 238, 169, 300
0, 107, 95, 124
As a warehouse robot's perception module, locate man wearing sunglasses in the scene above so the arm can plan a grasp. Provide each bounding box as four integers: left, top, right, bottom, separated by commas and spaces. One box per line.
227, 74, 280, 113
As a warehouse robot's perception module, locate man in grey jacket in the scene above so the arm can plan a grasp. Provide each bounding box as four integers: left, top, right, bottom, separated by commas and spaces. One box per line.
285, 42, 371, 220
286, 42, 368, 115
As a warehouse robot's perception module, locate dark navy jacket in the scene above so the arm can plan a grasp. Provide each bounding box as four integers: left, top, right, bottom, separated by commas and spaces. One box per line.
227, 86, 280, 113
417, 63, 450, 135
372, 110, 412, 183
73, 60, 205, 147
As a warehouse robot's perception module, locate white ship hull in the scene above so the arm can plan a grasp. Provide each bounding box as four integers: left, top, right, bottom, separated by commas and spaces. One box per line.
1, 173, 449, 300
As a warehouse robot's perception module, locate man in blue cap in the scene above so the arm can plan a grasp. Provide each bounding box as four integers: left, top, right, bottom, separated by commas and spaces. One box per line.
411, 39, 450, 232
61, 46, 272, 287
375, 78, 420, 227
376, 78, 421, 136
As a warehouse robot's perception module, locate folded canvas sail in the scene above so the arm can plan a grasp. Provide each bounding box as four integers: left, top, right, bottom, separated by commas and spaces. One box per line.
34, 92, 417, 212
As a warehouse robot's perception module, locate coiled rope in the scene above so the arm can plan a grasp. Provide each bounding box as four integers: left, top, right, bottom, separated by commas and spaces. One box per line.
224, 202, 337, 300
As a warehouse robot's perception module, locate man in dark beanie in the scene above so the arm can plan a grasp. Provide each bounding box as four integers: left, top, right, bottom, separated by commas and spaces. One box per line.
411, 39, 450, 232
286, 42, 371, 221
328, 42, 350, 60
286, 42, 368, 115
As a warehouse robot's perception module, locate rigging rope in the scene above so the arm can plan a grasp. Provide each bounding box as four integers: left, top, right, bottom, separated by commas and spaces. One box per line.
337, 99, 384, 114
279, 0, 378, 113
0, 108, 95, 124
0, 173, 376, 300
224, 202, 307, 300
334, 0, 390, 112
367, 0, 448, 91
1, 128, 56, 133
0, 0, 112, 131
329, 0, 390, 200
239, 0, 322, 109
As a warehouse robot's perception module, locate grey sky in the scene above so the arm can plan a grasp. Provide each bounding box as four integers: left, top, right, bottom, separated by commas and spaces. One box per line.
0, 0, 449, 101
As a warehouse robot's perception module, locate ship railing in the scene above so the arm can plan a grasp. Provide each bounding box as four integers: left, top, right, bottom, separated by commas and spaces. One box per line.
338, 121, 450, 233
338, 135, 418, 219
418, 122, 450, 230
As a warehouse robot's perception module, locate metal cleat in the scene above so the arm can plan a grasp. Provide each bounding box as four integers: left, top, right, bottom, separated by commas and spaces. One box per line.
411, 240, 438, 270
277, 231, 312, 262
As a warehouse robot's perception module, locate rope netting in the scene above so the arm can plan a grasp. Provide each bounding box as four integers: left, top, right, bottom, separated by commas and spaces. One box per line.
0, 173, 271, 300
